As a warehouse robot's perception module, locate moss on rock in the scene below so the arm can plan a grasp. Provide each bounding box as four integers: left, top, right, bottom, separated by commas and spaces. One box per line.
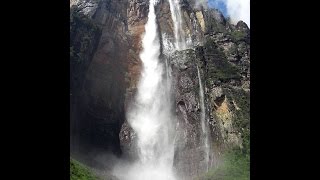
70, 158, 99, 180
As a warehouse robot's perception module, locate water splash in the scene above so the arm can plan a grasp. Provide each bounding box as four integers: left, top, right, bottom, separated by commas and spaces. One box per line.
197, 65, 210, 172
162, 33, 175, 55
124, 0, 176, 179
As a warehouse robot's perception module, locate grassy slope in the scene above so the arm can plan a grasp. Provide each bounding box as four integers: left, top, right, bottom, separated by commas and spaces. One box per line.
70, 158, 99, 180
201, 149, 250, 180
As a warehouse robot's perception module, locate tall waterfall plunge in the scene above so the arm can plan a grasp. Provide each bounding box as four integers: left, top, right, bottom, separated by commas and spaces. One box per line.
124, 0, 176, 179
197, 65, 210, 172
114, 0, 211, 179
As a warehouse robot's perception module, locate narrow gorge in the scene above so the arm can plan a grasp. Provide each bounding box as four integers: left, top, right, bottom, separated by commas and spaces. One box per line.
70, 0, 250, 179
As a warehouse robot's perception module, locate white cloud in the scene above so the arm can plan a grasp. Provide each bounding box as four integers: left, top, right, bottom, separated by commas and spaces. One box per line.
210, 0, 250, 28
226, 0, 250, 27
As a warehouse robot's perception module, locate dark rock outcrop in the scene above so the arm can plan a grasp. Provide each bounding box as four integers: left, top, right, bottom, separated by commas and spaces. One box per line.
70, 0, 129, 159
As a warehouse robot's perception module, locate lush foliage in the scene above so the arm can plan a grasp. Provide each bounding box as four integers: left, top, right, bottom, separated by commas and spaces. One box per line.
204, 39, 241, 85
230, 31, 247, 42
201, 148, 250, 180
222, 87, 250, 154
70, 158, 99, 180
226, 89, 250, 129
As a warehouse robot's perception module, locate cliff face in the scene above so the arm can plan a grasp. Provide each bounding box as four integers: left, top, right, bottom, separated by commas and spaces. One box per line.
70, 0, 129, 158
170, 31, 249, 178
70, 0, 250, 178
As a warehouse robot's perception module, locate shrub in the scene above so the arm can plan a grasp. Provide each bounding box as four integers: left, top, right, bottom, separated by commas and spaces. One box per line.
230, 31, 247, 42
70, 158, 99, 180
204, 39, 241, 84
201, 149, 250, 180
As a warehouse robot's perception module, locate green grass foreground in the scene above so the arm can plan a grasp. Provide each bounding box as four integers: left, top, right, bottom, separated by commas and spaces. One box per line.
70, 158, 99, 180
201, 149, 250, 180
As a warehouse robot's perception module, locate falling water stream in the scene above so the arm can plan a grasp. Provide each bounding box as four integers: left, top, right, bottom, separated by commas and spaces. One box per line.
168, 0, 186, 50
125, 0, 176, 179
168, 0, 210, 173
197, 65, 210, 172
120, 0, 210, 179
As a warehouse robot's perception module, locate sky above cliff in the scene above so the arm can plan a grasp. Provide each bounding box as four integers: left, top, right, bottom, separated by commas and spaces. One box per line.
208, 0, 250, 28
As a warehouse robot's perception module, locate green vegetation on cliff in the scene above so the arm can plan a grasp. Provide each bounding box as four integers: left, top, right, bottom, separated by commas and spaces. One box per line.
202, 88, 250, 180
204, 39, 241, 84
202, 149, 249, 180
225, 88, 250, 153
203, 87, 250, 180
70, 158, 99, 180
230, 31, 247, 42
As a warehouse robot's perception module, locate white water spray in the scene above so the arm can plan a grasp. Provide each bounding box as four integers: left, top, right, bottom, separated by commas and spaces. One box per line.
168, 0, 187, 50
197, 65, 210, 172
124, 0, 176, 179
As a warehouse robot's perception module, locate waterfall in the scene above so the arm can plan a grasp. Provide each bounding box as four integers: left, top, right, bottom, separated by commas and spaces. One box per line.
168, 0, 186, 50
166, 0, 211, 173
125, 0, 176, 179
197, 65, 209, 172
